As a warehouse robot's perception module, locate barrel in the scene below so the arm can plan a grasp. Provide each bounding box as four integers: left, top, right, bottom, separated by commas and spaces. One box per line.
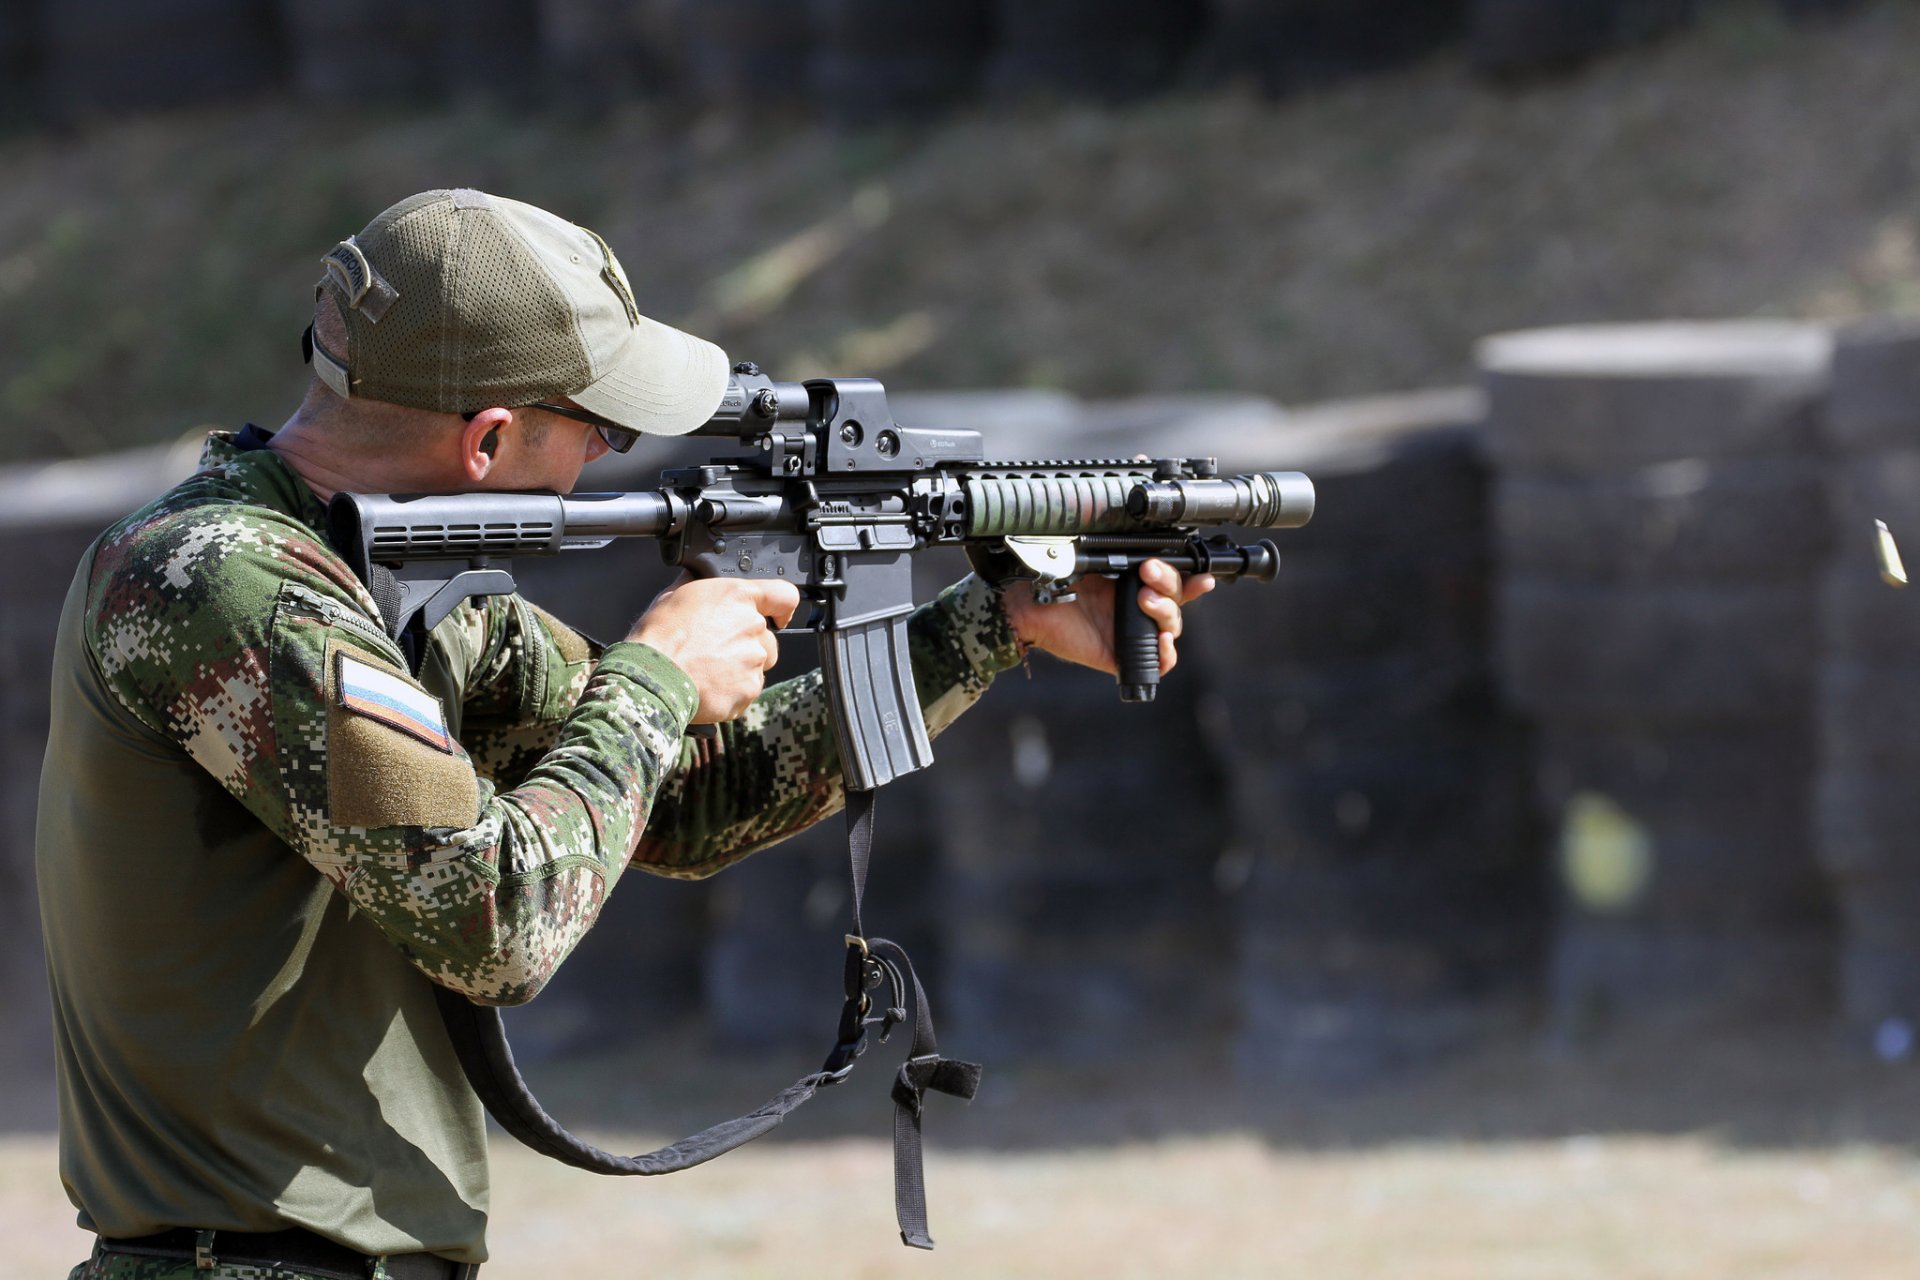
1470, 0, 1696, 80
987, 0, 1207, 101
1816, 323, 1920, 1043
280, 0, 444, 101
0, 1, 41, 121
537, 0, 676, 105
1188, 391, 1544, 1079
932, 664, 1235, 1061
809, 0, 992, 122
1199, 0, 1469, 93
44, 0, 279, 116
674, 0, 813, 107
1480, 321, 1835, 1039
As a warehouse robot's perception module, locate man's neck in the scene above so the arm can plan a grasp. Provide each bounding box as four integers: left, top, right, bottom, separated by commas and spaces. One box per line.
267, 411, 449, 503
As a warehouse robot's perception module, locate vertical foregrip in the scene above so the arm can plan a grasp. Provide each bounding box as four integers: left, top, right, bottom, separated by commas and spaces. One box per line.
1115, 564, 1161, 703
819, 616, 935, 791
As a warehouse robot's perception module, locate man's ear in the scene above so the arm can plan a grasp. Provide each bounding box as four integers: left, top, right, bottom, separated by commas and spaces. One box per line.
460, 408, 513, 482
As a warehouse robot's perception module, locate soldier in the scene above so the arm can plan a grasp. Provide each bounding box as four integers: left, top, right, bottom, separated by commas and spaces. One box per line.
38, 189, 1209, 1279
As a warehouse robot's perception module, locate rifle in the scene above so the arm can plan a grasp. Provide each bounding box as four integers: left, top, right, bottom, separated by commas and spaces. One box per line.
328, 365, 1315, 791
324, 366, 1315, 1248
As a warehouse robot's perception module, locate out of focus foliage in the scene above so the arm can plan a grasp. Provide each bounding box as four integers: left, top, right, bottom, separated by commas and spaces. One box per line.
1, 2, 1917, 462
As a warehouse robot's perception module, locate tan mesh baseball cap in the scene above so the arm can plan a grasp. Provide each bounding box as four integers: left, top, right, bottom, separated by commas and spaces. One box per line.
307, 188, 728, 436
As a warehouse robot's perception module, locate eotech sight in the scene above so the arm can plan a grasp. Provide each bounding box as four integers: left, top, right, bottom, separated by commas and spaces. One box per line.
329, 363, 1315, 791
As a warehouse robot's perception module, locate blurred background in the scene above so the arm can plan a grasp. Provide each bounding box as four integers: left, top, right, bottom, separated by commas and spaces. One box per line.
6, 1, 1920, 1275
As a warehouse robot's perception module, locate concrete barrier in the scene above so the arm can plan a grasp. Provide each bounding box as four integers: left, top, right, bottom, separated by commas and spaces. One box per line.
1816, 317, 1920, 1050
1479, 321, 1836, 1039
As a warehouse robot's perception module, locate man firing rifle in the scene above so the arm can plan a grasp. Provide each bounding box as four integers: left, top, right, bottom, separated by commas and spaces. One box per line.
37, 189, 1266, 1279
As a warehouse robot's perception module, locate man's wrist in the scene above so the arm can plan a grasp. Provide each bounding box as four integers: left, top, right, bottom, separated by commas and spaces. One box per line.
950, 573, 1027, 677
593, 640, 700, 734
996, 581, 1043, 650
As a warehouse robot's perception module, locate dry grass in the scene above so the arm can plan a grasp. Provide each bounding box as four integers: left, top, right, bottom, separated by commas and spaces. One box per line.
15, 1133, 1920, 1279
9, 1128, 1920, 1279
473, 1136, 1920, 1279
5, 3, 1920, 463
10, 1025, 1920, 1277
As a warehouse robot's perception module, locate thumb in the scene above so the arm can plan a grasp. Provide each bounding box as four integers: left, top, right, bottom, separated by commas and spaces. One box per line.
743, 577, 803, 628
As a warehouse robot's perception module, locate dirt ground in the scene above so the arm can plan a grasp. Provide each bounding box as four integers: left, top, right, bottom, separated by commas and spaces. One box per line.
8, 1023, 1920, 1279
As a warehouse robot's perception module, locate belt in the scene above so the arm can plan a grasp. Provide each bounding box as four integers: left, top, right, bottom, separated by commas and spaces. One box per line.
99, 1227, 478, 1280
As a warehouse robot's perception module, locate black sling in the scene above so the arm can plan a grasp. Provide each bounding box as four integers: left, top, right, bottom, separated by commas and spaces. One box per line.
365, 562, 977, 1248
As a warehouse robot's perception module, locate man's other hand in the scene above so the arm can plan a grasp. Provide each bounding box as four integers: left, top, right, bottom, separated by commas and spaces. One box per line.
629, 577, 802, 722
999, 558, 1215, 677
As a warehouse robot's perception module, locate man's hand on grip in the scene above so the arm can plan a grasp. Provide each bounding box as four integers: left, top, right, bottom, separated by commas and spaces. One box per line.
629, 576, 801, 723
1000, 558, 1215, 677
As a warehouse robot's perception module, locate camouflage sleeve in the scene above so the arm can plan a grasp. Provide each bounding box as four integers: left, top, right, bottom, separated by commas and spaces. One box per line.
632, 572, 1024, 877
427, 595, 603, 789
87, 504, 693, 1007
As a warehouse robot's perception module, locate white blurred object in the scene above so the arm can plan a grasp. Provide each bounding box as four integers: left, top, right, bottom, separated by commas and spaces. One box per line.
1875, 518, 1907, 587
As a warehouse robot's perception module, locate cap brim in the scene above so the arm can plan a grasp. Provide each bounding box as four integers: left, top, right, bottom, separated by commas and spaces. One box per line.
570, 315, 730, 437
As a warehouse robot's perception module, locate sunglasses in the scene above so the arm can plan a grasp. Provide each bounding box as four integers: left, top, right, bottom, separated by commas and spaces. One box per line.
462, 402, 641, 453
529, 401, 642, 454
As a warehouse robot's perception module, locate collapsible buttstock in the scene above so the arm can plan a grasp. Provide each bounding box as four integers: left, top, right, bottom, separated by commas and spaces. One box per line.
819, 614, 934, 792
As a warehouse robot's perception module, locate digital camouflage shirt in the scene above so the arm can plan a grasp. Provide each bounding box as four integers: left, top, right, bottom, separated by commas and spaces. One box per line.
36, 431, 1023, 1264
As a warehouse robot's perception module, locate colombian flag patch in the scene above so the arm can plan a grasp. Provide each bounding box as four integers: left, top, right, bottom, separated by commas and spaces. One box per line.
335, 651, 453, 753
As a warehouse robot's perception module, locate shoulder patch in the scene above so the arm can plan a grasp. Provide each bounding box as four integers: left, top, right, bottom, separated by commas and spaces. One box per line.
337, 650, 453, 752
326, 642, 479, 831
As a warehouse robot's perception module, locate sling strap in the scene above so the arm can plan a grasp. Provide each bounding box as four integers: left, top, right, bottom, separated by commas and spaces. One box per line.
838, 788, 983, 1248
355, 561, 977, 1245
430, 791, 979, 1247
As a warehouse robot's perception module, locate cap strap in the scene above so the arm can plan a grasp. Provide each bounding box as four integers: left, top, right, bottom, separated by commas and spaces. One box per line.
304, 290, 354, 398
311, 334, 352, 399
321, 236, 400, 324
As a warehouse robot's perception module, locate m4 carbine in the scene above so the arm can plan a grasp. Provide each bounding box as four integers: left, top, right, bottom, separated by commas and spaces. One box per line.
328, 365, 1316, 792
326, 366, 1315, 1247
